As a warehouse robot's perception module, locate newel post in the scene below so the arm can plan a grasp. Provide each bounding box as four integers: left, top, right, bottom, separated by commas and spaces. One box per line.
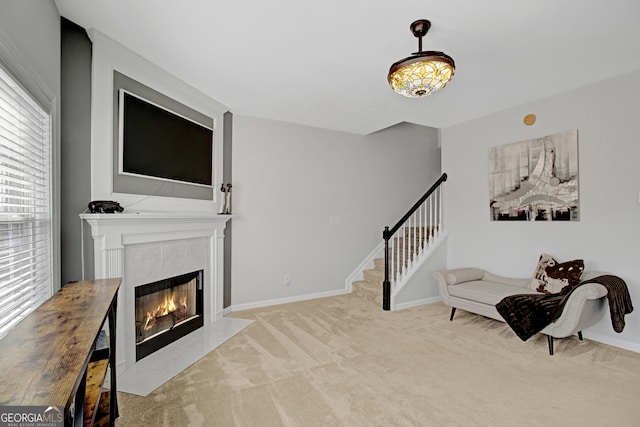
382, 226, 391, 311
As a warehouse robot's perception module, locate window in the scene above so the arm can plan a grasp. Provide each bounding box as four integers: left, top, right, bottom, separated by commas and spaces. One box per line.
0, 64, 52, 339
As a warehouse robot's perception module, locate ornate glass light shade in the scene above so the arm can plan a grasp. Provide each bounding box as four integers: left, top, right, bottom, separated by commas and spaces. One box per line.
388, 19, 455, 98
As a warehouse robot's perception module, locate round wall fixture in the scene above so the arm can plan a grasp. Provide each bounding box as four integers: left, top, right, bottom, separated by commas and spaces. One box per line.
523, 114, 537, 126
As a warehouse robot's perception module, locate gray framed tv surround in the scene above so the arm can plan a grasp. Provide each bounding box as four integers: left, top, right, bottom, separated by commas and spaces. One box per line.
112, 70, 215, 201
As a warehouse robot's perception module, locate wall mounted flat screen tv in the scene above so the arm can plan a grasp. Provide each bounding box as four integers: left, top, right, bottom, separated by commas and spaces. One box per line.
118, 89, 213, 187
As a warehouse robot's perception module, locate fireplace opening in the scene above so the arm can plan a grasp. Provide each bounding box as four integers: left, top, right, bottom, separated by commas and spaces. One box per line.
135, 270, 204, 361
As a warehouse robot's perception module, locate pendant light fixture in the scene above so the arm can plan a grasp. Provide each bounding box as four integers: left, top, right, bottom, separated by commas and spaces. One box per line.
388, 19, 455, 98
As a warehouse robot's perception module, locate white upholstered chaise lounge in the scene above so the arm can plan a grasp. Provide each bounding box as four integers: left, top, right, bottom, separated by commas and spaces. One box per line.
434, 268, 609, 354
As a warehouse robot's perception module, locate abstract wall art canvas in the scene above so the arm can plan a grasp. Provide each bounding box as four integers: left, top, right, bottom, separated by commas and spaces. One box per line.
489, 129, 579, 221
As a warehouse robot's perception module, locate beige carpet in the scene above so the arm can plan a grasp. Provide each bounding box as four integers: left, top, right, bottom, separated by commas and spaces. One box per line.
116, 293, 640, 426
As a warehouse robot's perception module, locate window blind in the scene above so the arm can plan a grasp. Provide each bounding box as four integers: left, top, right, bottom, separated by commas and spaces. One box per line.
0, 65, 52, 339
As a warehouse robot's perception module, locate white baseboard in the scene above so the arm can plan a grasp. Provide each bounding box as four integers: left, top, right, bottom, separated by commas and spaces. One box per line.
582, 331, 640, 353
394, 296, 441, 311
231, 288, 351, 312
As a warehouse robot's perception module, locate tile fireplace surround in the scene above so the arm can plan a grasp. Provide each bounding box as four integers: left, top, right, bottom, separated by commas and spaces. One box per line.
81, 212, 250, 395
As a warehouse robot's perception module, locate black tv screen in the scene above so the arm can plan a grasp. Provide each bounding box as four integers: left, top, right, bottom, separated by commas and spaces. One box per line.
119, 90, 213, 187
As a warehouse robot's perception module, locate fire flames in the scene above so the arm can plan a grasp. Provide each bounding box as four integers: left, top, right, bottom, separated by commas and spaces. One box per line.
142, 293, 188, 331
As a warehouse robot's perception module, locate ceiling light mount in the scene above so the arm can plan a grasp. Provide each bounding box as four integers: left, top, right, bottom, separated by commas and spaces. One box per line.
388, 19, 455, 98
409, 19, 431, 50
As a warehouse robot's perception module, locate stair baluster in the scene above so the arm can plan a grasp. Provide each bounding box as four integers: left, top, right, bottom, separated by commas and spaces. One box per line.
382, 173, 448, 310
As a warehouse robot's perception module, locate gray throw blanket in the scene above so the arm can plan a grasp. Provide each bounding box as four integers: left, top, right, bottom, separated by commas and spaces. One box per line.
496, 275, 633, 341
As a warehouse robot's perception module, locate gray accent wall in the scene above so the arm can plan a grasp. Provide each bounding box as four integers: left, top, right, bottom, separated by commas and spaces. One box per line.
223, 112, 232, 308
61, 18, 93, 283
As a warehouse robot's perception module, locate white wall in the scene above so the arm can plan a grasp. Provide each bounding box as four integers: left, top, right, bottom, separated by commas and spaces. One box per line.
232, 118, 441, 308
442, 70, 640, 351
393, 237, 448, 309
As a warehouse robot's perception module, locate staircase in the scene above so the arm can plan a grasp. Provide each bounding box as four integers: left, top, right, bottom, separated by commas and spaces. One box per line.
352, 258, 385, 306
351, 227, 439, 306
350, 173, 448, 310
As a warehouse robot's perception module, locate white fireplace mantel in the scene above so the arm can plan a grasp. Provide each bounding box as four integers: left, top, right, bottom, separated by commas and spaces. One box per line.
81, 211, 231, 375
82, 212, 232, 251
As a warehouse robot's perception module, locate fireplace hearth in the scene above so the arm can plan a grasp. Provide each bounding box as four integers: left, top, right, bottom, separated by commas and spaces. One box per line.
135, 270, 204, 361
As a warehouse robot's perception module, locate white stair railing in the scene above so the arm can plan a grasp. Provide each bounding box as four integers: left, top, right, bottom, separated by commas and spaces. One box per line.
382, 173, 447, 310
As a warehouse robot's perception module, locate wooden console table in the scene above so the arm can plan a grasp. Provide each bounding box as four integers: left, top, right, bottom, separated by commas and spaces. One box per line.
0, 278, 121, 426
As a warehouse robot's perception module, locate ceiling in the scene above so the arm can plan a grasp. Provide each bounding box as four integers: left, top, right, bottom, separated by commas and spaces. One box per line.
54, 0, 640, 135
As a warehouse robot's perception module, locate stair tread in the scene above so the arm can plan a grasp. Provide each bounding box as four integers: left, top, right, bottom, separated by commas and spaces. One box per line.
352, 280, 379, 289
351, 280, 382, 306
362, 268, 384, 286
